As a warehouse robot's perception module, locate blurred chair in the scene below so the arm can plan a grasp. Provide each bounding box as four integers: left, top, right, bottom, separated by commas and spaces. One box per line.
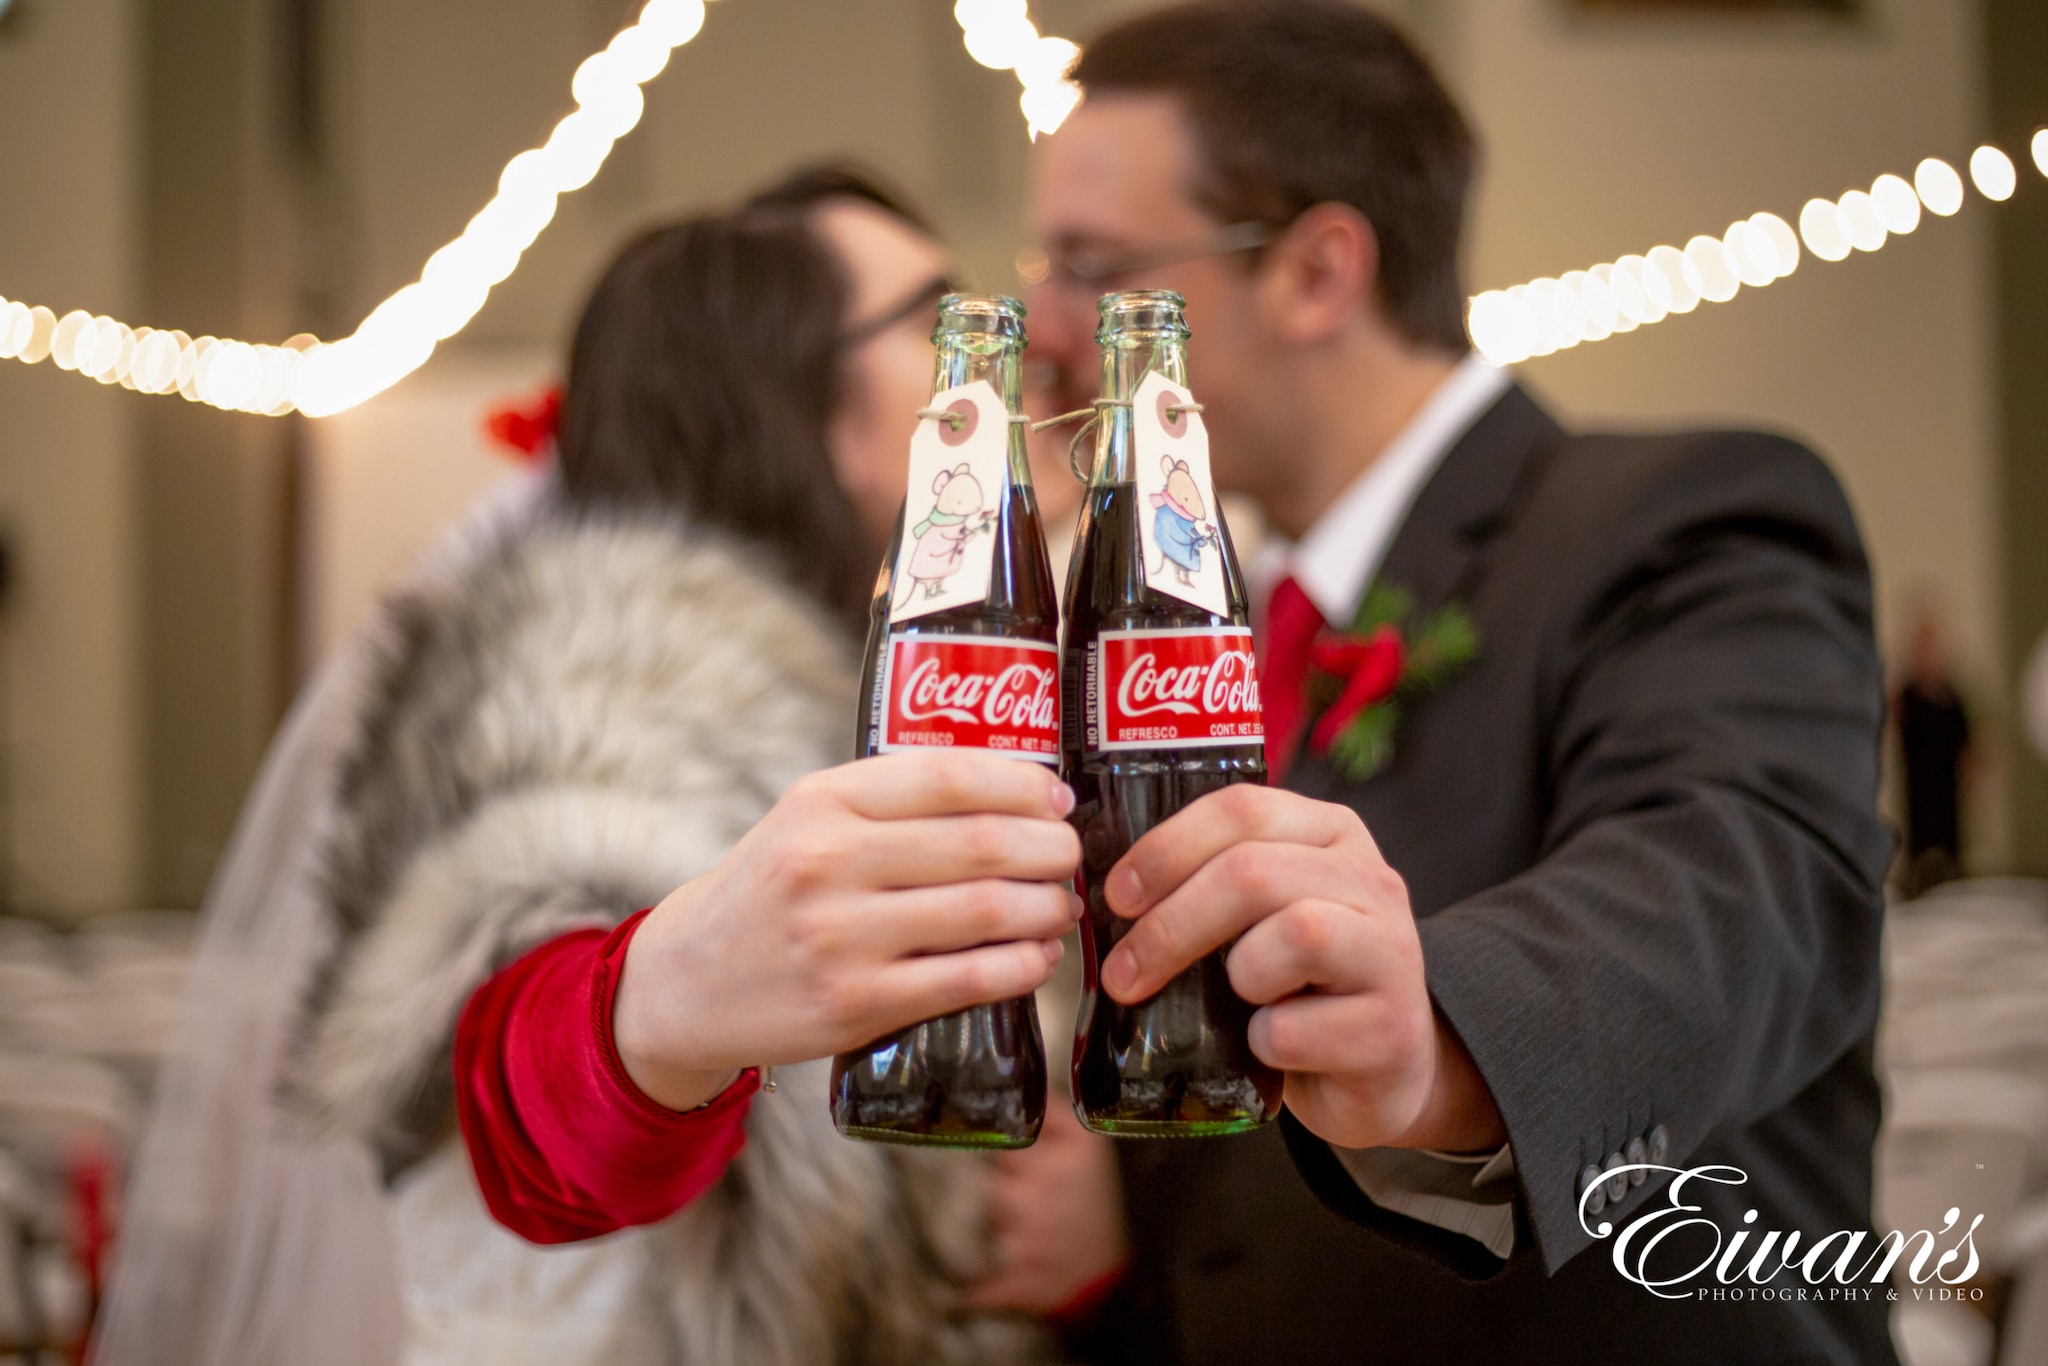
0, 919, 65, 970
1884, 1000, 2048, 1075
1906, 880, 2048, 927
0, 1145, 51, 1362
73, 910, 197, 975
1878, 1070, 2044, 1263
0, 914, 190, 1358
2000, 1242, 2048, 1366
0, 1054, 138, 1210
1881, 880, 2048, 1365
0, 1054, 135, 1358
0, 961, 79, 1020
73, 910, 198, 946
1895, 1301, 1996, 1366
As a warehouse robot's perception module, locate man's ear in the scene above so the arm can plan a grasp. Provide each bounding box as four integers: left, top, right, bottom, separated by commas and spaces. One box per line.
1261, 202, 1380, 347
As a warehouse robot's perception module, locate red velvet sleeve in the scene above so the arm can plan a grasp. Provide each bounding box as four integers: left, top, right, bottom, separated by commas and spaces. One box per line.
454, 909, 758, 1244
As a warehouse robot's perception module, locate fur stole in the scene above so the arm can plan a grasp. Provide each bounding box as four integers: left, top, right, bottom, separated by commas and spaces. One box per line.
293, 504, 1050, 1366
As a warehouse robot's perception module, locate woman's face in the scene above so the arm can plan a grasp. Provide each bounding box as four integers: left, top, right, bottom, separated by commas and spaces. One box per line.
812, 199, 959, 544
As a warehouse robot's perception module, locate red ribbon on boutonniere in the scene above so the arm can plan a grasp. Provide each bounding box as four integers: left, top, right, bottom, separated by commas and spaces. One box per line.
1307, 626, 1405, 752
1304, 584, 1479, 781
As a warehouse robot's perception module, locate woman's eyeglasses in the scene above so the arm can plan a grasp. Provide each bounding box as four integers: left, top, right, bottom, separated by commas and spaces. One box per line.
841, 274, 967, 347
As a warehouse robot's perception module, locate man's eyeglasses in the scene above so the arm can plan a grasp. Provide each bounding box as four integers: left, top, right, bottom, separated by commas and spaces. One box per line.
1018, 221, 1271, 293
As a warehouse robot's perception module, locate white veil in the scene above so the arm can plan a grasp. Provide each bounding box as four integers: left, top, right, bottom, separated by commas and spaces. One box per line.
91, 472, 547, 1366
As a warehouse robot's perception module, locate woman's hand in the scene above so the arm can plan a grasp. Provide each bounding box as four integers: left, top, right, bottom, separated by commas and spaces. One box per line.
967, 1102, 1128, 1314
613, 752, 1083, 1110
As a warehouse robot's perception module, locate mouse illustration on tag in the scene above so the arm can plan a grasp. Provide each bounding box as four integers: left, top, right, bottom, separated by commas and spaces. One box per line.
1147, 454, 1220, 588
897, 462, 996, 607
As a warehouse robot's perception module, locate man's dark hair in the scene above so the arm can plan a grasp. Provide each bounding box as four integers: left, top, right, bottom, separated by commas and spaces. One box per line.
1072, 0, 1474, 352
556, 163, 935, 627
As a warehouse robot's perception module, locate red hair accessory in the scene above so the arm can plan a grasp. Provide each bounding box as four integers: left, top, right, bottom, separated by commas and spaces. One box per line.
484, 384, 562, 463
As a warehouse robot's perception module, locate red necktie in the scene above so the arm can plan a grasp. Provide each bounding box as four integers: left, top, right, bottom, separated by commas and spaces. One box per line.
1259, 576, 1326, 783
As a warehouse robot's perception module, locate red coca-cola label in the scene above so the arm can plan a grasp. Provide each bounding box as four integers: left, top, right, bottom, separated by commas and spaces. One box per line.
880, 633, 1060, 764
1089, 627, 1264, 752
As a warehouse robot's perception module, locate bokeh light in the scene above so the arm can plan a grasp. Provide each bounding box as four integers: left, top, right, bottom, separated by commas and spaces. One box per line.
1971, 145, 2018, 202
0, 8, 2035, 404
1915, 158, 1967, 217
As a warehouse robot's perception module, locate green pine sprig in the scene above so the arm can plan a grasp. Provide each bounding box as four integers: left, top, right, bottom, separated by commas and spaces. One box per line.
1400, 602, 1479, 695
1317, 589, 1480, 782
1327, 699, 1400, 779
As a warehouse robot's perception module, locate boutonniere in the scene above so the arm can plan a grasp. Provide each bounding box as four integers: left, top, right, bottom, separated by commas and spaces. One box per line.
1305, 583, 1480, 780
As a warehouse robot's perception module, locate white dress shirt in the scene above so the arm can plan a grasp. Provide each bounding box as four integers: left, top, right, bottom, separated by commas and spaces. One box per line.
1255, 352, 1521, 1261
1252, 352, 1511, 627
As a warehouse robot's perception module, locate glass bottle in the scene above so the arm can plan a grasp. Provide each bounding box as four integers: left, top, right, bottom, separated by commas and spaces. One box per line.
1061, 290, 1282, 1136
831, 293, 1059, 1148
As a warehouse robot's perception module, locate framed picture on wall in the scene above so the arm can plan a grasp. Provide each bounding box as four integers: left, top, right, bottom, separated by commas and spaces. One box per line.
1570, 0, 1857, 12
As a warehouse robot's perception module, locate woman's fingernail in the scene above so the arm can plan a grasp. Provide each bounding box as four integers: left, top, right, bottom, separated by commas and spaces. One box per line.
1052, 781, 1076, 817
1103, 950, 1136, 996
1107, 864, 1143, 913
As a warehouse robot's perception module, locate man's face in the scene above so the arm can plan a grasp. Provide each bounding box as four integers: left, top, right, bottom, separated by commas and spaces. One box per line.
1026, 94, 1274, 499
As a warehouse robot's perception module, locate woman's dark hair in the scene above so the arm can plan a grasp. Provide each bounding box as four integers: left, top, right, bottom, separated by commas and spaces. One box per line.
553, 163, 933, 625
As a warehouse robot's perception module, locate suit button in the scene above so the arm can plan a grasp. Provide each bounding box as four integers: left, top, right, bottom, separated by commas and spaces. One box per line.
1580, 1164, 1607, 1216
1602, 1153, 1628, 1203
1625, 1136, 1648, 1184
1648, 1124, 1670, 1164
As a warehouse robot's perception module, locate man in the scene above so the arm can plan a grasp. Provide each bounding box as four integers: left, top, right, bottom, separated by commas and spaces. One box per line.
988, 2, 1895, 1360
1893, 602, 1972, 892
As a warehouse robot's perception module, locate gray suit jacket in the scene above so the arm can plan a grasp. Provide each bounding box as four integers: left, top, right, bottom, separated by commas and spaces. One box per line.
1091, 385, 1897, 1365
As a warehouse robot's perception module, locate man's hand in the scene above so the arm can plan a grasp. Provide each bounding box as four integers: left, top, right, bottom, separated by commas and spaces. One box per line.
967, 1102, 1129, 1315
1100, 785, 1504, 1153
614, 752, 1082, 1110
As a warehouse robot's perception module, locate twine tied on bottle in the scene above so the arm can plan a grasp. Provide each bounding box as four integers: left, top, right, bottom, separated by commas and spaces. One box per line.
913, 407, 1033, 431
910, 397, 1203, 479
1028, 398, 1205, 481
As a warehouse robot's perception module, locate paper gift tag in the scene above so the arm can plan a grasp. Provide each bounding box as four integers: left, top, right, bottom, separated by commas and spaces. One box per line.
890, 379, 1011, 625
1134, 372, 1229, 618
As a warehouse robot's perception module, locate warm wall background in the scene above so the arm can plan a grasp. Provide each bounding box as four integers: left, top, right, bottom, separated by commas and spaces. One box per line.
1449, 0, 2014, 867
0, 0, 144, 911
0, 0, 2036, 912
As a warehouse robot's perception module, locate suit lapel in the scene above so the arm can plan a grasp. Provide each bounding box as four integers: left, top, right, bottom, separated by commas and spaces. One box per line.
1286, 384, 1564, 796
1362, 382, 1565, 629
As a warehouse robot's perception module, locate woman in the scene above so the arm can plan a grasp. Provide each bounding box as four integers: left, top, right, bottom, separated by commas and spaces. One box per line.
93, 168, 1082, 1366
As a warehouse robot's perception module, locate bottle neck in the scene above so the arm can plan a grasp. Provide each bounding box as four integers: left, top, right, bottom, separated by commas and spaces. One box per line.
933, 332, 1032, 488
1091, 333, 1190, 487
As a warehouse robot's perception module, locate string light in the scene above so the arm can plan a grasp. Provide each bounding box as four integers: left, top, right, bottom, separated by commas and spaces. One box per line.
1469, 146, 2027, 367
954, 0, 1079, 140
0, 0, 712, 417
1915, 157, 1967, 217
1970, 144, 2018, 202
3, 6, 2041, 411
963, 13, 2040, 374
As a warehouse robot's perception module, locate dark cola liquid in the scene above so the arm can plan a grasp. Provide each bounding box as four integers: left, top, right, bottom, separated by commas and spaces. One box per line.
830, 479, 1056, 1148
1063, 481, 1283, 1136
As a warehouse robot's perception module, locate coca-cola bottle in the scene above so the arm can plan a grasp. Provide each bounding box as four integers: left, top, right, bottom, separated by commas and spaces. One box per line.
831, 293, 1060, 1148
1063, 290, 1281, 1137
